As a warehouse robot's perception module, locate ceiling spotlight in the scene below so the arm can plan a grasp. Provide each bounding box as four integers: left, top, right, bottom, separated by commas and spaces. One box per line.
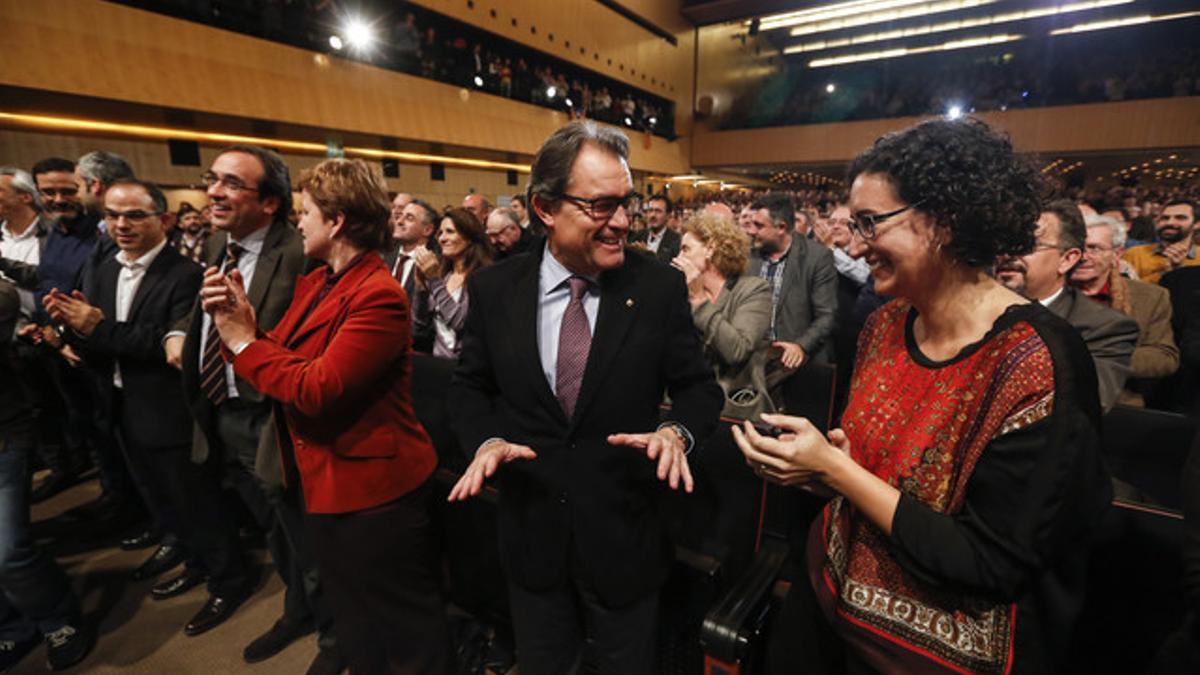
565, 98, 574, 107
546, 86, 557, 98
947, 104, 963, 119
329, 35, 344, 50
473, 75, 484, 87
648, 116, 658, 125
344, 17, 375, 51
624, 116, 634, 126
825, 83, 836, 93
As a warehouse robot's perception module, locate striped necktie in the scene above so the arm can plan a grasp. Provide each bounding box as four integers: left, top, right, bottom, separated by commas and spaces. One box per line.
200, 242, 244, 406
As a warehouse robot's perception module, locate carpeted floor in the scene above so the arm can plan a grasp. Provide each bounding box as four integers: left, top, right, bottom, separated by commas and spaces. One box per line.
13, 476, 319, 674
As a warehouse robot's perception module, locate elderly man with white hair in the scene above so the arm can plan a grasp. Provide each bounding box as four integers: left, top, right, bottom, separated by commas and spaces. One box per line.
0, 167, 51, 320
1072, 212, 1179, 406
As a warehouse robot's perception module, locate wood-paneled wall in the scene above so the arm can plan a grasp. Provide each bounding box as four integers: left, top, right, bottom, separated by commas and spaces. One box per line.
691, 97, 1200, 168
0, 0, 690, 175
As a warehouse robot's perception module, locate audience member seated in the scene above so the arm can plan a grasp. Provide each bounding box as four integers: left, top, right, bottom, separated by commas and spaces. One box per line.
202, 158, 450, 674
733, 117, 1112, 675
1124, 200, 1200, 284
746, 192, 838, 404
671, 211, 774, 421
1073, 213, 1179, 407
413, 207, 493, 359
485, 206, 535, 261
996, 199, 1139, 411
628, 193, 680, 263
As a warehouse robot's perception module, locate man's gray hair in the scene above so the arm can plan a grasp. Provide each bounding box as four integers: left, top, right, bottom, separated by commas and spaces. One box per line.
1084, 213, 1127, 249
77, 151, 135, 189
0, 167, 43, 212
527, 121, 630, 230
490, 207, 521, 229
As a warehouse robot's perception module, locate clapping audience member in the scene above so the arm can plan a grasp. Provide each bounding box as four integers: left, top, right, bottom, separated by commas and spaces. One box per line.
413, 207, 493, 359
0, 277, 93, 671
203, 158, 449, 674
672, 212, 774, 420
1073, 213, 1179, 407
735, 118, 1111, 675
1124, 200, 1200, 283
388, 198, 439, 353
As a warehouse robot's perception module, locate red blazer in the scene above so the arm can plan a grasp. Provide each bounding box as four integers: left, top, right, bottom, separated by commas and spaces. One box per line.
232, 253, 437, 514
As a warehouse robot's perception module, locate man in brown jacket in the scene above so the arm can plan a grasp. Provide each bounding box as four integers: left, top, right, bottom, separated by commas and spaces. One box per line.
1073, 213, 1179, 406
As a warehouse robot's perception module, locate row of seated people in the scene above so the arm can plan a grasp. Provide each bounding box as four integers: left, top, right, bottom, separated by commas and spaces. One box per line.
1, 117, 1198, 673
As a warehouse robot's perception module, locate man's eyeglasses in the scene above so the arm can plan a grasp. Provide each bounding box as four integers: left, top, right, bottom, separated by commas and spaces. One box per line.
555, 192, 638, 223
201, 171, 259, 193
849, 202, 923, 240
103, 209, 161, 224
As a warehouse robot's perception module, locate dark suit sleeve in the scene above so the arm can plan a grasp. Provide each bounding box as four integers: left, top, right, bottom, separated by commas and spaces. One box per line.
85, 264, 201, 362
660, 271, 724, 448
793, 246, 839, 355
448, 274, 511, 454
1087, 314, 1139, 411
0, 257, 39, 290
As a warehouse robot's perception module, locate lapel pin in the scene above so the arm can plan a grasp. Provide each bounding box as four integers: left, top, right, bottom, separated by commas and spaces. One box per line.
625, 298, 634, 308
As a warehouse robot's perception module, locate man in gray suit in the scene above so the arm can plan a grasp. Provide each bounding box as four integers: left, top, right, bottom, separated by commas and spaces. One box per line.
746, 193, 838, 392
163, 146, 340, 675
996, 199, 1138, 411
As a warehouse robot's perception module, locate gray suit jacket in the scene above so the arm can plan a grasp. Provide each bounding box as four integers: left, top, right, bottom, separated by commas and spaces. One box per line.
180, 222, 306, 482
1046, 285, 1139, 411
747, 235, 839, 363
692, 274, 774, 419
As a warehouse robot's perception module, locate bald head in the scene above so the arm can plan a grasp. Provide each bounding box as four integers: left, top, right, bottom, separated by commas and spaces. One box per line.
463, 194, 491, 224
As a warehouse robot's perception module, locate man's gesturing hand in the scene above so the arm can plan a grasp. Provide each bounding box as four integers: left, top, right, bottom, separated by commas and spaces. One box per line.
608, 428, 694, 493
447, 440, 537, 502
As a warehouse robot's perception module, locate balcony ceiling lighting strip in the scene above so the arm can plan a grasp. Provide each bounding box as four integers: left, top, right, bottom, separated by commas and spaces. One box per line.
788, 0, 997, 38
0, 112, 531, 173
783, 0, 1132, 54
758, 0, 934, 32
1049, 10, 1200, 34
808, 33, 1023, 68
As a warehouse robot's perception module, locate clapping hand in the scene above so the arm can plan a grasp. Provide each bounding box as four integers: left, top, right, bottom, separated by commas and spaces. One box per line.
200, 267, 257, 348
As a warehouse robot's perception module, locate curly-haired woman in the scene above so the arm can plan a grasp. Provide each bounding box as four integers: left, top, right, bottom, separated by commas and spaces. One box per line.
733, 118, 1112, 674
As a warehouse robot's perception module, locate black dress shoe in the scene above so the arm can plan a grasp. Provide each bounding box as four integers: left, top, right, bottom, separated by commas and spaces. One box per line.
131, 544, 185, 581
243, 616, 315, 663
305, 647, 347, 675
45, 623, 95, 671
120, 530, 161, 551
184, 594, 247, 637
151, 567, 208, 600
30, 469, 74, 504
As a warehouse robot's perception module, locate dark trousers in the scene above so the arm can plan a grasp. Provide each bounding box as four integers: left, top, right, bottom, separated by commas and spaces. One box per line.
764, 565, 878, 675
215, 400, 335, 648
83, 367, 134, 500
0, 433, 79, 641
115, 392, 247, 597
305, 484, 449, 675
507, 563, 659, 675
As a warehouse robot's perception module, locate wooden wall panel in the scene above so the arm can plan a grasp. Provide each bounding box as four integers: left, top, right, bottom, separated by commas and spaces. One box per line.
692, 97, 1200, 168
0, 129, 523, 214
0, 0, 690, 175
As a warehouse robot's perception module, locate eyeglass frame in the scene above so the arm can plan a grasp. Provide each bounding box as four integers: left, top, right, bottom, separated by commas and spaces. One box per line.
551, 191, 639, 223
201, 171, 260, 194
849, 201, 924, 240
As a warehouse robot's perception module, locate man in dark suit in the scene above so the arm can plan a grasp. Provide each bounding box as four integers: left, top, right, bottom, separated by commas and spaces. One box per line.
384, 197, 438, 353
746, 193, 839, 395
44, 178, 250, 635
628, 193, 680, 263
996, 200, 1138, 411
161, 146, 339, 674
448, 122, 723, 675
485, 206, 535, 260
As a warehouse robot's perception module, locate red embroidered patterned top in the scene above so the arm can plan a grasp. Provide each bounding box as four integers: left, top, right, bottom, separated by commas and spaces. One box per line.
811, 299, 1111, 675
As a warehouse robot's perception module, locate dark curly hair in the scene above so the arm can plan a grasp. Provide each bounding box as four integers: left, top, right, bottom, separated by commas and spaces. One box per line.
847, 117, 1045, 268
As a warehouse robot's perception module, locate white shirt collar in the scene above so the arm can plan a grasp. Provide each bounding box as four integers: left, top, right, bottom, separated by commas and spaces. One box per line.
115, 238, 169, 270
1, 218, 39, 241
539, 241, 598, 295
1039, 285, 1065, 307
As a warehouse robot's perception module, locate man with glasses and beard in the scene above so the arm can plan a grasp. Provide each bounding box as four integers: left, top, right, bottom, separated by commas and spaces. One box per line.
995, 200, 1138, 411
1124, 199, 1200, 284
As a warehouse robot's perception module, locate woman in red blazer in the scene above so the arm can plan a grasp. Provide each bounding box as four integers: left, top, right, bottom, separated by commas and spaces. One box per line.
203, 158, 448, 674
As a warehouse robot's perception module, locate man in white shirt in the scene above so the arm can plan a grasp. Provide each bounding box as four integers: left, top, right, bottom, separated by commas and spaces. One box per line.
0, 167, 49, 319
628, 193, 680, 263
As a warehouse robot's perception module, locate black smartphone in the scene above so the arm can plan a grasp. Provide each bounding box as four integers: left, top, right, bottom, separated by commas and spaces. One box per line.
750, 420, 784, 438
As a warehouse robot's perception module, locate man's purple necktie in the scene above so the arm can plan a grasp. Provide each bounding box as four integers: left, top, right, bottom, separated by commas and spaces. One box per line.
556, 276, 592, 420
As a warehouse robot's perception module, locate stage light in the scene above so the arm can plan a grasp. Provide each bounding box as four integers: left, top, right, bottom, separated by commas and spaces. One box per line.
947, 104, 964, 119
473, 75, 484, 87
344, 17, 375, 51
624, 117, 634, 126
328, 35, 344, 50
648, 116, 658, 125
788, 0, 997, 38
808, 33, 1022, 67
1049, 10, 1200, 35
825, 83, 836, 93
546, 86, 557, 98
566, 98, 574, 107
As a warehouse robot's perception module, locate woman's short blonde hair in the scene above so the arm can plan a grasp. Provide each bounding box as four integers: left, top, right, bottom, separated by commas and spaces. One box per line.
681, 212, 752, 278
297, 159, 391, 251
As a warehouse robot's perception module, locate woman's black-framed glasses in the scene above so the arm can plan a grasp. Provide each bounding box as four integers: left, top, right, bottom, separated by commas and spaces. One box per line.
850, 201, 922, 240
556, 192, 639, 223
